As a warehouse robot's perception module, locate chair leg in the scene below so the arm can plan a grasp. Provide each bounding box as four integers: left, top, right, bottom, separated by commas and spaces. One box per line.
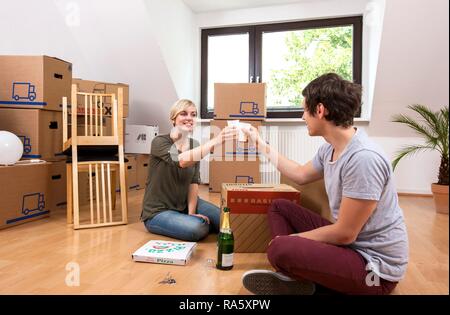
111, 169, 116, 210
66, 163, 73, 224
118, 146, 128, 224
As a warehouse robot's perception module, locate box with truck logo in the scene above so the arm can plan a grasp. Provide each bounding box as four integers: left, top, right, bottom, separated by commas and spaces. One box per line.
0, 55, 72, 111
214, 83, 266, 121
209, 159, 260, 193
0, 108, 63, 160
0, 162, 51, 230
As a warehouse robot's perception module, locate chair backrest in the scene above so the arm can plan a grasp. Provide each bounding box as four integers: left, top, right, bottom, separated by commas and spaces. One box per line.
62, 84, 124, 149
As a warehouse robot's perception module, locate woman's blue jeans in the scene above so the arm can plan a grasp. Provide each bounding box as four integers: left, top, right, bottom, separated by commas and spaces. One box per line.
144, 198, 220, 242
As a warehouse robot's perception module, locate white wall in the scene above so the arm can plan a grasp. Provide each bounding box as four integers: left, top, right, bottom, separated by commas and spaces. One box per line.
193, 0, 382, 119
1, 0, 448, 193
193, 0, 449, 194
0, 0, 180, 133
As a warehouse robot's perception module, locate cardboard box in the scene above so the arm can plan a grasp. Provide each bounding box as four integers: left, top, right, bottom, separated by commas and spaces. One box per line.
49, 160, 67, 210
0, 55, 72, 111
221, 183, 300, 252
210, 120, 261, 158
73, 78, 129, 117
209, 159, 260, 193
136, 154, 150, 189
116, 154, 139, 191
280, 174, 331, 220
125, 124, 159, 154
0, 108, 64, 160
214, 83, 266, 120
0, 162, 51, 230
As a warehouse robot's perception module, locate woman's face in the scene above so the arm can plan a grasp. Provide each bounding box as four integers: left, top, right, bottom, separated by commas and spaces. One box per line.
174, 105, 197, 133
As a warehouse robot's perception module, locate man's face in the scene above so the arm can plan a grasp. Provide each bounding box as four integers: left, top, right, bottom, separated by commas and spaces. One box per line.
302, 100, 320, 136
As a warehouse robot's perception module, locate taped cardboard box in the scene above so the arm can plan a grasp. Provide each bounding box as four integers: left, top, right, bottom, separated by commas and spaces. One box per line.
114, 154, 138, 191
221, 183, 300, 252
214, 83, 266, 121
49, 160, 67, 210
210, 120, 261, 158
73, 78, 129, 117
0, 108, 64, 160
136, 154, 150, 189
0, 162, 51, 230
0, 55, 72, 111
209, 159, 260, 193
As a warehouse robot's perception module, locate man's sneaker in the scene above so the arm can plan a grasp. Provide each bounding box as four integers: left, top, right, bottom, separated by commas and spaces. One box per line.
242, 270, 315, 295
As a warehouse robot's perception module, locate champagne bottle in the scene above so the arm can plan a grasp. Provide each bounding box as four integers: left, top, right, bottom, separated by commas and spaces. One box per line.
216, 207, 234, 270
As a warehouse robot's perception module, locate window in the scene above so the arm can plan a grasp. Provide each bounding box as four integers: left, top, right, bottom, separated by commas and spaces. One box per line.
201, 16, 362, 119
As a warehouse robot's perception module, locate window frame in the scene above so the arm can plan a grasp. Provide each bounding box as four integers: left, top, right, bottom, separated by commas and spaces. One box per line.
200, 16, 363, 119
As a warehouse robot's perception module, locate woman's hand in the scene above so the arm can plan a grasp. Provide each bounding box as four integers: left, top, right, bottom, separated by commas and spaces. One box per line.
190, 213, 210, 224
214, 126, 238, 145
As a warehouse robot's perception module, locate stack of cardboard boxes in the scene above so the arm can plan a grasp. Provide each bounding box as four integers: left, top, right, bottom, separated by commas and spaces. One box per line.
0, 55, 72, 229
209, 83, 266, 192
0, 55, 141, 229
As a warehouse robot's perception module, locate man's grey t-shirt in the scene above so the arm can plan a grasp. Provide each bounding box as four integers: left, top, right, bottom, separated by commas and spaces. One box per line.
312, 128, 409, 282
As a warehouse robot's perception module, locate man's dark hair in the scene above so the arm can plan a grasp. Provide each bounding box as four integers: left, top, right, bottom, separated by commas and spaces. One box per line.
301, 73, 362, 127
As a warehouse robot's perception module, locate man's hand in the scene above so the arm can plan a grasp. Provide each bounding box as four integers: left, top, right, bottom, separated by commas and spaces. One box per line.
242, 125, 261, 145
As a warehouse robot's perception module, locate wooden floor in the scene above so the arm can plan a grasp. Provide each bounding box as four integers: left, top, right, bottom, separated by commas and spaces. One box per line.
0, 185, 448, 295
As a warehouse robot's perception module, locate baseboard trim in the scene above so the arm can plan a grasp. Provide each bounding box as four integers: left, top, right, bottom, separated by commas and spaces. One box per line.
398, 192, 433, 197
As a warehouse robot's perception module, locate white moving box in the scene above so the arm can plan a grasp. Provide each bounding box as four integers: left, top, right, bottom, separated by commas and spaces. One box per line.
125, 124, 159, 154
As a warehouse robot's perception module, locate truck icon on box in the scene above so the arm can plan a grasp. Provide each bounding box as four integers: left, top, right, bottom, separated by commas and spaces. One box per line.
12, 82, 37, 101
22, 192, 45, 215
240, 101, 259, 115
18, 135, 32, 153
235, 175, 255, 184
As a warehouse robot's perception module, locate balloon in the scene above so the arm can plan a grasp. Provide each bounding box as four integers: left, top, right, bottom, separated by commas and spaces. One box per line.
0, 131, 24, 165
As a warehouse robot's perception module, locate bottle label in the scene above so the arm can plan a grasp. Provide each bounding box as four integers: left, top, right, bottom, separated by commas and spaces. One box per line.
221, 253, 234, 267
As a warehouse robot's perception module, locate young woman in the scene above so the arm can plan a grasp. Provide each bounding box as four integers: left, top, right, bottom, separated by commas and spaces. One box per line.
141, 99, 237, 241
241, 73, 409, 295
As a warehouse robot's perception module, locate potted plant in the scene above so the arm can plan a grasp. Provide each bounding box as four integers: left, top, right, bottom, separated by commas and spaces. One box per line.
392, 104, 449, 214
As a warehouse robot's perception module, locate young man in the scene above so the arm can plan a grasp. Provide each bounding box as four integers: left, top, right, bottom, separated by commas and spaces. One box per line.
241, 73, 409, 295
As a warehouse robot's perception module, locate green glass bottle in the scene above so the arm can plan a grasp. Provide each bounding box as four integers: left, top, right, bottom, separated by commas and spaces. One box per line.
216, 207, 234, 270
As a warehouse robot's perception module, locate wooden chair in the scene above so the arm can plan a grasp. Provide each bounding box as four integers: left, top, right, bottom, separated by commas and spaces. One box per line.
63, 84, 128, 229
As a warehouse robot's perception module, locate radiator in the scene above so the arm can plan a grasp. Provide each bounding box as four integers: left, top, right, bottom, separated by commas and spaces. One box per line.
199, 125, 324, 185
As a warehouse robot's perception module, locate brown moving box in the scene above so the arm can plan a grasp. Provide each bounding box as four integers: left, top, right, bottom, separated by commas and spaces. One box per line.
0, 162, 51, 230
214, 83, 266, 120
209, 159, 260, 193
49, 160, 67, 210
73, 78, 129, 117
221, 183, 300, 252
0, 108, 64, 160
136, 154, 150, 190
280, 174, 331, 220
0, 55, 72, 111
116, 154, 138, 191
210, 120, 262, 158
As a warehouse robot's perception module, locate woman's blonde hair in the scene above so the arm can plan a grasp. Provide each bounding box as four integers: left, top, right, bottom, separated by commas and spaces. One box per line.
169, 99, 197, 125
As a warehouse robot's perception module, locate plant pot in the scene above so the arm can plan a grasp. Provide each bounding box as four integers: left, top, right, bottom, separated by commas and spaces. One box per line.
431, 183, 449, 214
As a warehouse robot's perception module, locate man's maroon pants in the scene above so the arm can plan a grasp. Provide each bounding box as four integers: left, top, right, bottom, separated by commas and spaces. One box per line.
266, 199, 397, 295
